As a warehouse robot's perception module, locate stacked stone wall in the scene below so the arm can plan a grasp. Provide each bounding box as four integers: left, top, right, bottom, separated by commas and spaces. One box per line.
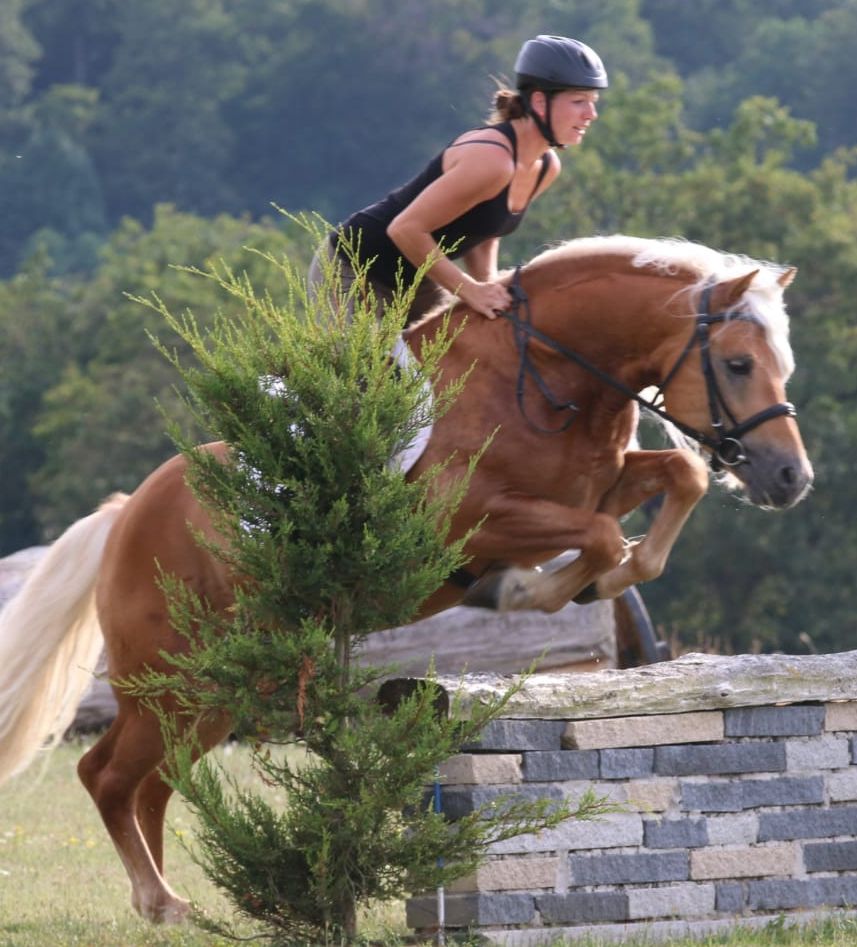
406, 655, 857, 943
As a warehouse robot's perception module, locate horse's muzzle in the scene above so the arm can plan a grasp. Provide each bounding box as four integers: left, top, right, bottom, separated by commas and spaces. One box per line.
738, 446, 814, 510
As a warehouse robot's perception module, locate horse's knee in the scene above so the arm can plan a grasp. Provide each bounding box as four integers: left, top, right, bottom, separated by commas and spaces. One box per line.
586, 513, 625, 572
665, 450, 709, 502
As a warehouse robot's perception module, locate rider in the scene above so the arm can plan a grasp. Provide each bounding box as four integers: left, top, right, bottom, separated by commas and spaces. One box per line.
309, 34, 608, 326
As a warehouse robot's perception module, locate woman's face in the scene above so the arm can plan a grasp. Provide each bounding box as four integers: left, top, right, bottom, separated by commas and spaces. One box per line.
545, 89, 600, 146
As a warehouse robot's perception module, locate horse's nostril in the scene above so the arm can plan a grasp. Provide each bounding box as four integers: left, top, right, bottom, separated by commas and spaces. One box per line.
780, 465, 797, 486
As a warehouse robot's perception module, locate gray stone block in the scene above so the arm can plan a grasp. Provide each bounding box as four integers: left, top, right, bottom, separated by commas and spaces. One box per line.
681, 780, 745, 813
536, 891, 629, 924
627, 883, 715, 920
747, 877, 857, 911
804, 841, 857, 872
758, 805, 857, 841
786, 735, 851, 772
706, 813, 759, 846
827, 769, 857, 802
741, 776, 825, 809
852, 736, 857, 764
490, 813, 643, 855
463, 719, 567, 752
436, 784, 564, 820
522, 750, 599, 782
656, 742, 785, 777
644, 817, 709, 849
569, 851, 689, 885
725, 705, 825, 737
600, 747, 655, 779
406, 893, 535, 928
715, 882, 746, 914
681, 776, 824, 813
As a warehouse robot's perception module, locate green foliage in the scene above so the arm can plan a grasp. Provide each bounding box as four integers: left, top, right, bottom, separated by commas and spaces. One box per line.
0, 0, 38, 108
27, 207, 305, 540
91, 0, 242, 223
0, 87, 107, 276
2, 0, 856, 260
0, 250, 72, 548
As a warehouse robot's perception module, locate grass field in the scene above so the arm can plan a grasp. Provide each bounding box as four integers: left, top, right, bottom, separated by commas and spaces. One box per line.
2, 739, 857, 947
0, 738, 407, 946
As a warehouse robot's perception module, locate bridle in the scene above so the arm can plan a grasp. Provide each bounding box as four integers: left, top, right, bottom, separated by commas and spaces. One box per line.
501, 268, 797, 471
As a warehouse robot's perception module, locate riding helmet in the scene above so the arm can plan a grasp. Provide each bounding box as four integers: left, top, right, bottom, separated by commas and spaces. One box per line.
515, 34, 608, 91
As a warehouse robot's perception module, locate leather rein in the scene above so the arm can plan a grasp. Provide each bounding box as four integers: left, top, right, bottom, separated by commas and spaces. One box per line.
500, 268, 796, 471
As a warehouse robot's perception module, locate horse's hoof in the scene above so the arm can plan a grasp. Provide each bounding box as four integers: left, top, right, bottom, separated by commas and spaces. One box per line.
572, 582, 599, 604
135, 894, 191, 925
461, 571, 504, 610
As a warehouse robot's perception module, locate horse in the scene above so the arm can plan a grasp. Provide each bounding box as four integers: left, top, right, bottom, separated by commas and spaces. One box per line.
0, 234, 812, 923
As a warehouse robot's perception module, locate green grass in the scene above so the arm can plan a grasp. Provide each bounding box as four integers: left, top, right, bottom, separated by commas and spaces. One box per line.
0, 738, 405, 946
2, 740, 857, 946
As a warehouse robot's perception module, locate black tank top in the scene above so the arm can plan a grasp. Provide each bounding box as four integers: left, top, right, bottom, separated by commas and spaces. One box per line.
335, 122, 550, 288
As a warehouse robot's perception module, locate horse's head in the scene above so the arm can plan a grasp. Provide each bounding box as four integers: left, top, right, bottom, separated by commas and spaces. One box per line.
660, 267, 813, 509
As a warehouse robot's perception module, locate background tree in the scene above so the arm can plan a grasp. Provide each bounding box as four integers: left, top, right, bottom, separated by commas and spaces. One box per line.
0, 250, 72, 550
0, 0, 38, 109
0, 84, 107, 275
641, 0, 857, 166
4, 0, 857, 655
25, 207, 306, 541
90, 0, 243, 224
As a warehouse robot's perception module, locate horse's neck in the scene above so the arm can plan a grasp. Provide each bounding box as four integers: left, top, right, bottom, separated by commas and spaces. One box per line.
527, 268, 690, 391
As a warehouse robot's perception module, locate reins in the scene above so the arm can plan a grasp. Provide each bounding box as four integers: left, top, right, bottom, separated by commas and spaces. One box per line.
500, 267, 796, 471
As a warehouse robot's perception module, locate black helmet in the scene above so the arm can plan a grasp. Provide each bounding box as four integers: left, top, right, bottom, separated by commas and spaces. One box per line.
515, 35, 608, 92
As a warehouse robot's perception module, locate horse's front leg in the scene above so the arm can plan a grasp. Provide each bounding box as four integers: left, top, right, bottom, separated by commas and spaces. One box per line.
592, 448, 709, 600
459, 495, 627, 613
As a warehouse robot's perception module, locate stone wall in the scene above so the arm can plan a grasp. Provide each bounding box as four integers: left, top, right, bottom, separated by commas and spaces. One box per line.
406, 652, 857, 943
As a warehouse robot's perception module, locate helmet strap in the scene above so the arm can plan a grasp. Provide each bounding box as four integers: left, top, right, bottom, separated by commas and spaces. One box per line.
523, 90, 565, 150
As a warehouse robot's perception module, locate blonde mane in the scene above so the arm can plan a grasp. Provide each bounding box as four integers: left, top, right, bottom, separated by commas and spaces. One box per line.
529, 235, 795, 377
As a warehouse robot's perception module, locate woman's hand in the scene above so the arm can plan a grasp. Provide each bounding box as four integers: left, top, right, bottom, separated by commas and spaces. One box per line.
457, 276, 512, 319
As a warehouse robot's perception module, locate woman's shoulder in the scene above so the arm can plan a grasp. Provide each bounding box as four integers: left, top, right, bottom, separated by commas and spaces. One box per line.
448, 122, 516, 155
443, 125, 516, 182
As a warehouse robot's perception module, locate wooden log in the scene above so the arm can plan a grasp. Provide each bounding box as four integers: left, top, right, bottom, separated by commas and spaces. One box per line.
432, 650, 857, 720
355, 598, 617, 675
0, 545, 620, 733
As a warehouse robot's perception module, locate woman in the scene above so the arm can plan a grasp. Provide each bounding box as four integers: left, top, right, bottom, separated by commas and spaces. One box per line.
309, 34, 607, 325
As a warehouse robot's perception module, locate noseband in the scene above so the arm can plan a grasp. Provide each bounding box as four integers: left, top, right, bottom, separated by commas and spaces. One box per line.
501, 270, 796, 471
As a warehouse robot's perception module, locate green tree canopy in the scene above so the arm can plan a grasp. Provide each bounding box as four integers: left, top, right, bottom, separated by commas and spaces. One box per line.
14, 207, 307, 544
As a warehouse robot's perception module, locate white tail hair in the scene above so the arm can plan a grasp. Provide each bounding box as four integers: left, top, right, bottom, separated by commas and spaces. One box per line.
0, 493, 129, 785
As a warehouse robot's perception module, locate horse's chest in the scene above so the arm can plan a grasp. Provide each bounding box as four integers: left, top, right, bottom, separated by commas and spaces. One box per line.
502, 442, 623, 509
557, 455, 624, 507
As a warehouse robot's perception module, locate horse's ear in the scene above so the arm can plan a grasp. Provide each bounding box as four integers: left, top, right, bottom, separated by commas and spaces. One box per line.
718, 269, 759, 309
777, 266, 797, 289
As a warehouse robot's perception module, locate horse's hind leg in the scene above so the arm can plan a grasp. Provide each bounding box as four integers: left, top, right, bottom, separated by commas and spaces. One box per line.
135, 713, 232, 876
454, 489, 627, 613
78, 706, 194, 923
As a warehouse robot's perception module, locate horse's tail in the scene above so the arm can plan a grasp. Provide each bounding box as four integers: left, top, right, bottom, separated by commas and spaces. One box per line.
0, 492, 130, 785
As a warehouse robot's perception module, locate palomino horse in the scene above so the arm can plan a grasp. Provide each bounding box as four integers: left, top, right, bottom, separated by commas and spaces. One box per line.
0, 235, 812, 922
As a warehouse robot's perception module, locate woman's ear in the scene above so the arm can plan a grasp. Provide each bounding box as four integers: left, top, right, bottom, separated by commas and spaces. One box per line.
528, 89, 548, 119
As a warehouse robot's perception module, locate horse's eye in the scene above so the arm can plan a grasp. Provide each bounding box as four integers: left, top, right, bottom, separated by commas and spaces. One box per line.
726, 356, 753, 376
